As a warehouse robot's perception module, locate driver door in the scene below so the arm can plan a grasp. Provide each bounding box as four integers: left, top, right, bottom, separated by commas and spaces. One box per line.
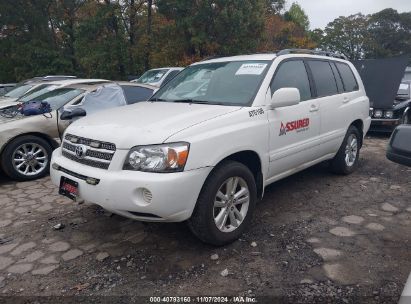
267, 59, 321, 180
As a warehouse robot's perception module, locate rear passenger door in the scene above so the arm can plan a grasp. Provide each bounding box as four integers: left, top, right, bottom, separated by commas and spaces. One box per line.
267, 59, 322, 179
306, 60, 357, 156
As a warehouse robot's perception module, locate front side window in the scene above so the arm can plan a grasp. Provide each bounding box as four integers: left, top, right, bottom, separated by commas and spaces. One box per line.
27, 88, 85, 110
271, 60, 312, 101
308, 60, 338, 97
137, 69, 169, 84
151, 60, 270, 106
4, 84, 34, 98
335, 62, 359, 92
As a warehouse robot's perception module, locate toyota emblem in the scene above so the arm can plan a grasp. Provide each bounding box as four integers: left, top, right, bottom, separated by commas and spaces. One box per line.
75, 145, 87, 159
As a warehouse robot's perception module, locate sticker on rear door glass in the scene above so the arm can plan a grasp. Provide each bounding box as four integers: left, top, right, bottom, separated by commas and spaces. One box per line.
235, 63, 268, 75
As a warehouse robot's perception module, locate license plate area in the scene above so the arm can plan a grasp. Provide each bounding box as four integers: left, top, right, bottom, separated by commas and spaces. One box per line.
59, 176, 79, 201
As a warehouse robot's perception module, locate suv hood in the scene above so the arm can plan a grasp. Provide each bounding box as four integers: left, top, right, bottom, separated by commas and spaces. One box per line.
67, 101, 241, 149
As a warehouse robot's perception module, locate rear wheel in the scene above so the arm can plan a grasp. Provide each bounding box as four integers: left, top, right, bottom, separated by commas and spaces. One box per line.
188, 161, 257, 246
1, 135, 52, 181
330, 125, 361, 175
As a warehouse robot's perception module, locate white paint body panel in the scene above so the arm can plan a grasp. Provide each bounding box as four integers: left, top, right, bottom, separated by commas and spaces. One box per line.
50, 54, 370, 222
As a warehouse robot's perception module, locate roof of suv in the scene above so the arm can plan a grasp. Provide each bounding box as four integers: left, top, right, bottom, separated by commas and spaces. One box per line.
195, 50, 349, 65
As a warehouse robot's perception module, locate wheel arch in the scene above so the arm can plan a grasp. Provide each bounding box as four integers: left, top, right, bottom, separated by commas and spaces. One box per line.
1, 132, 59, 155
213, 150, 264, 200
350, 119, 364, 148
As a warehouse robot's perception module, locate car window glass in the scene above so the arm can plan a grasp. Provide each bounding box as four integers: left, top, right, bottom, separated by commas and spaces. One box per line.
152, 60, 270, 106
308, 61, 338, 97
121, 86, 154, 104
330, 62, 344, 92
161, 70, 180, 86
270, 60, 311, 101
335, 62, 359, 92
31, 88, 85, 110
136, 69, 168, 84
4, 84, 34, 98
19, 84, 57, 102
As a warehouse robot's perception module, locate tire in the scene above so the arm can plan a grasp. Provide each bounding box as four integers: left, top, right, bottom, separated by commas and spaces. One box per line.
1, 135, 52, 181
188, 160, 257, 246
330, 125, 361, 175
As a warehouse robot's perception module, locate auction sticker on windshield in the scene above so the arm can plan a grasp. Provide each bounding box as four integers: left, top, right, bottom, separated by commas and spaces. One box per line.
235, 63, 267, 75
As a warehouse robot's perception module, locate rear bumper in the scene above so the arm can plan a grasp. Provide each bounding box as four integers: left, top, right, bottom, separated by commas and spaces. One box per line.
50, 148, 212, 222
369, 118, 400, 133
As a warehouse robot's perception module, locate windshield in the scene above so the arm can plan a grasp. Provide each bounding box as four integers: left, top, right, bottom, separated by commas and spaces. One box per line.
27, 88, 85, 110
136, 69, 169, 84
19, 84, 59, 102
4, 84, 34, 98
150, 61, 270, 106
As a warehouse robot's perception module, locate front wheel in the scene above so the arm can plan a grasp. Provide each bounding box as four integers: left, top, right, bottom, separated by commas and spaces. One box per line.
330, 125, 361, 175
1, 135, 52, 181
188, 161, 257, 246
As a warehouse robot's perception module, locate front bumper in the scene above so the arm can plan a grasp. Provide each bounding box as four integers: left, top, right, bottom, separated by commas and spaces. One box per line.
369, 118, 400, 133
50, 148, 212, 222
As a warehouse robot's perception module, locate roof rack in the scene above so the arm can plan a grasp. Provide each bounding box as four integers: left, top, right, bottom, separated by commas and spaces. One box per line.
277, 49, 348, 60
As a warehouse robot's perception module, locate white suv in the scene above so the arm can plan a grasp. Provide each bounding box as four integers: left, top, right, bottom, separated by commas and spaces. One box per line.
50, 50, 371, 245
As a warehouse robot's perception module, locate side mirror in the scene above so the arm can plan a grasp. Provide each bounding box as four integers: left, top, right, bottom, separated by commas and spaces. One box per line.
60, 108, 87, 120
386, 125, 411, 167
271, 88, 300, 108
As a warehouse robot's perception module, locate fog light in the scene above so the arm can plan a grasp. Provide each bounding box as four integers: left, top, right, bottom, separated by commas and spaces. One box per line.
52, 163, 60, 170
86, 177, 99, 185
142, 188, 153, 203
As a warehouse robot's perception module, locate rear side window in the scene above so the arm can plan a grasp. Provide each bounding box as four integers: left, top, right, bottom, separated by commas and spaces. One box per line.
335, 62, 359, 92
121, 85, 154, 104
307, 60, 338, 97
271, 60, 312, 101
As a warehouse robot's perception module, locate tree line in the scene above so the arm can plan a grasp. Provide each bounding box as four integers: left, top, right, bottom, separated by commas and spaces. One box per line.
0, 1, 409, 83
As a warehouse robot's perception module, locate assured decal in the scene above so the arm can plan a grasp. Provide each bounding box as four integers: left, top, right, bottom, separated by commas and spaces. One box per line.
279, 118, 310, 136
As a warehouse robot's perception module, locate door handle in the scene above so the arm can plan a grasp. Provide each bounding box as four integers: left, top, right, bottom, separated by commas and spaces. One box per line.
343, 97, 350, 103
309, 104, 319, 112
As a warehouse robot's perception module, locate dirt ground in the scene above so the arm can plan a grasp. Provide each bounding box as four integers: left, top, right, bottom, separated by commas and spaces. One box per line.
0, 135, 410, 303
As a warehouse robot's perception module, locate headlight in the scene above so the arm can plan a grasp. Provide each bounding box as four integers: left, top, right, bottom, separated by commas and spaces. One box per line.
374, 110, 383, 118
384, 111, 394, 119
123, 142, 189, 172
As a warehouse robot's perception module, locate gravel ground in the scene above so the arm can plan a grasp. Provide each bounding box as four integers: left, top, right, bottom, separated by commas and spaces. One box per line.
0, 135, 410, 303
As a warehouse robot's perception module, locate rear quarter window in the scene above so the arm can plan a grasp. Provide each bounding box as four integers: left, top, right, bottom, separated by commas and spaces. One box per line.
335, 62, 359, 92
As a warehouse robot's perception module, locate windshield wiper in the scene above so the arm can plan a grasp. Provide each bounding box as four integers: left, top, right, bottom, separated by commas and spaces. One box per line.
149, 97, 167, 102
172, 99, 226, 105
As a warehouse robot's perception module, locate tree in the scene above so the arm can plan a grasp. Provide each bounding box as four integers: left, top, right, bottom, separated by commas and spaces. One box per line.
367, 9, 411, 60
284, 2, 309, 31
321, 14, 369, 60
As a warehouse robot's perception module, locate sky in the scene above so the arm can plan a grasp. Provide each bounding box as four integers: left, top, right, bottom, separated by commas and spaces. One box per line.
285, 0, 411, 29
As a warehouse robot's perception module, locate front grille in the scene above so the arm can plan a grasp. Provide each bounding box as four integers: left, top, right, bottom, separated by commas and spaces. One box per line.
62, 134, 116, 170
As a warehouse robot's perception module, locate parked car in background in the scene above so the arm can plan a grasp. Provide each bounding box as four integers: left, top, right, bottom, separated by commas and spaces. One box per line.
50, 49, 370, 245
0, 75, 78, 104
353, 57, 409, 133
0, 83, 17, 96
131, 67, 183, 87
370, 81, 411, 131
0, 78, 107, 111
0, 82, 155, 181
387, 125, 411, 167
